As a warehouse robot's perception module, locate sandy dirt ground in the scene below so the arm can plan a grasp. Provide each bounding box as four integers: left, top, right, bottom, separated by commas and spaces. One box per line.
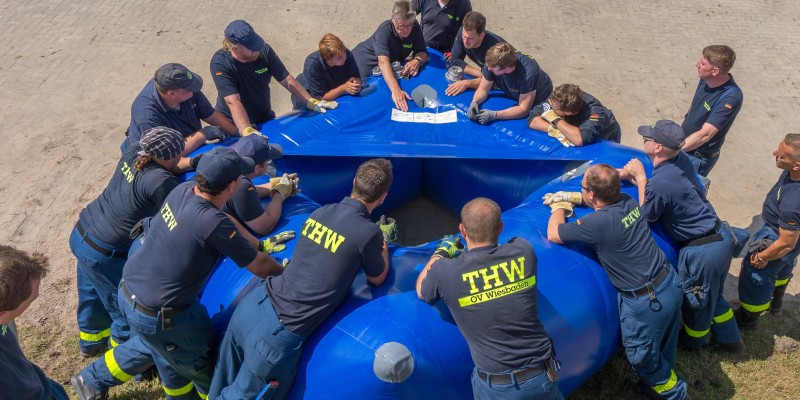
1, 0, 798, 386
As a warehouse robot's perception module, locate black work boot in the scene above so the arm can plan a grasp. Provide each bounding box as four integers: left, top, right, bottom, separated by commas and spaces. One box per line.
710, 339, 746, 354
70, 374, 108, 400
771, 284, 789, 315
734, 307, 760, 331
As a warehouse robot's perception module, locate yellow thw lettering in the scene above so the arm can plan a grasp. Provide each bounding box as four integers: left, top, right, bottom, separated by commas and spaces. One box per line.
479, 265, 504, 290
499, 257, 525, 282
160, 202, 177, 231
323, 230, 346, 253
301, 218, 317, 236
307, 222, 328, 244
621, 207, 641, 229
120, 161, 135, 183
462, 271, 481, 294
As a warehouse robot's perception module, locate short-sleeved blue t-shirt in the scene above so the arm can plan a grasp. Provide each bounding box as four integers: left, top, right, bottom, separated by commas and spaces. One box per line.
530, 91, 621, 144
352, 20, 427, 78
127, 79, 215, 147
291, 50, 360, 110
419, 238, 553, 373
79, 144, 178, 249
448, 28, 505, 70
210, 44, 291, 125
681, 76, 743, 153
762, 170, 800, 234
558, 194, 666, 290
223, 176, 264, 226
643, 152, 718, 243
0, 323, 52, 400
481, 53, 552, 106
266, 197, 385, 337
412, 0, 472, 51
123, 181, 259, 308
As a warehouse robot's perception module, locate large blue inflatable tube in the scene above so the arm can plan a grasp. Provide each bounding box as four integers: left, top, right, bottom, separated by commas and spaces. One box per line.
191, 52, 678, 398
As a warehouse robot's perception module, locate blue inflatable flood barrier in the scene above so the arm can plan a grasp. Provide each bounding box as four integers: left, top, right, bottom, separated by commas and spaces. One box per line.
188, 51, 678, 398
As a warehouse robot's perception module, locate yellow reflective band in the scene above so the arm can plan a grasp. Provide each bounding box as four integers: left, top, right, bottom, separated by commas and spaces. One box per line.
109, 337, 119, 348
775, 278, 790, 287
458, 276, 535, 307
713, 308, 734, 324
80, 328, 110, 342
683, 324, 709, 338
163, 381, 194, 397
741, 301, 771, 313
104, 349, 133, 382
652, 370, 678, 394
197, 391, 209, 399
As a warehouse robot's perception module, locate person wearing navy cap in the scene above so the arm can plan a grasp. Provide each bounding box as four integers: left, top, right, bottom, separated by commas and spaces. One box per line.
547, 164, 687, 399
412, 0, 472, 53
352, 0, 429, 112
126, 63, 238, 167
210, 20, 337, 138
72, 147, 288, 400
224, 134, 300, 237
291, 33, 362, 111
444, 11, 506, 96
620, 120, 744, 354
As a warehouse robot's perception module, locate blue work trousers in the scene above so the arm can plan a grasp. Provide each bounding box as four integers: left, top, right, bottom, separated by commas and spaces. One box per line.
739, 226, 799, 313
470, 366, 563, 400
121, 285, 216, 398
677, 225, 741, 348
69, 224, 129, 353
687, 151, 720, 177
49, 379, 70, 400
209, 287, 305, 400
619, 268, 687, 400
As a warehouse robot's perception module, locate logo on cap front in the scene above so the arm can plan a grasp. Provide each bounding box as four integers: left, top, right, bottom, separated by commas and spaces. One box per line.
187, 72, 193, 79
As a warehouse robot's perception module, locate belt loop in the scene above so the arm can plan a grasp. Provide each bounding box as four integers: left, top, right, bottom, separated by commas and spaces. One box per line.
510, 370, 517, 386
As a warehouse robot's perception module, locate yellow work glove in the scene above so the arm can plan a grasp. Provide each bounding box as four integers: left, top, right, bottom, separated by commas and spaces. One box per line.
542, 191, 583, 205
307, 98, 339, 113
242, 127, 265, 137
541, 109, 560, 124
270, 173, 296, 200
259, 230, 296, 254
547, 126, 574, 148
549, 202, 574, 217
270, 173, 300, 197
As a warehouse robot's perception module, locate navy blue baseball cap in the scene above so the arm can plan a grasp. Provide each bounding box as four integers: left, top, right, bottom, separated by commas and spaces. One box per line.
231, 135, 283, 165
196, 147, 255, 187
155, 63, 203, 92
224, 20, 265, 51
638, 120, 686, 150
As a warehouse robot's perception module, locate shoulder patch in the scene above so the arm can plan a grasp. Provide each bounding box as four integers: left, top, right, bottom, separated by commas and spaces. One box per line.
576, 219, 582, 225
724, 103, 733, 109
248, 186, 255, 191
229, 230, 237, 239
589, 113, 600, 121
788, 221, 797, 226
215, 71, 223, 76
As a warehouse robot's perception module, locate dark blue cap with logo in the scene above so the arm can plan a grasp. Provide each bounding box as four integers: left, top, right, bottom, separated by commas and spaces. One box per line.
155, 63, 203, 92
224, 20, 265, 51
231, 135, 283, 165
196, 147, 255, 187
637, 120, 686, 150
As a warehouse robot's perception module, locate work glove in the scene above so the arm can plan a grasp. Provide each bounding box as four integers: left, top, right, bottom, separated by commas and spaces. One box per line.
189, 154, 203, 169
746, 238, 774, 255
476, 109, 497, 125
259, 230, 296, 254
376, 215, 398, 243
547, 126, 574, 147
269, 173, 300, 196
270, 173, 298, 200
467, 102, 480, 120
549, 202, 574, 218
542, 191, 583, 205
541, 109, 560, 124
202, 126, 229, 144
432, 235, 465, 259
307, 98, 339, 113
241, 127, 264, 137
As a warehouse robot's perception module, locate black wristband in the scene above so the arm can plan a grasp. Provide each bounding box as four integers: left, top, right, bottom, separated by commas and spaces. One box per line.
551, 118, 562, 128
189, 154, 202, 169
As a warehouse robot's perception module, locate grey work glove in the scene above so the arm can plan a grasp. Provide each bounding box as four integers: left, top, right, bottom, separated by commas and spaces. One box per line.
476, 109, 497, 125
467, 102, 480, 120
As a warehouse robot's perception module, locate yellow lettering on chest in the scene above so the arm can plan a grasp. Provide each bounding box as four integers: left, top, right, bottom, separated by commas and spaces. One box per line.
301, 218, 347, 253
160, 202, 177, 231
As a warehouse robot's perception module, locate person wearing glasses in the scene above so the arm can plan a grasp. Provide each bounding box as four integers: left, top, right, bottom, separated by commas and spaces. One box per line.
528, 83, 621, 146
353, 0, 428, 112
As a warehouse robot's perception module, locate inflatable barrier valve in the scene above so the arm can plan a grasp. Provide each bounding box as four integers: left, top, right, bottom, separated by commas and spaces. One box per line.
373, 342, 414, 383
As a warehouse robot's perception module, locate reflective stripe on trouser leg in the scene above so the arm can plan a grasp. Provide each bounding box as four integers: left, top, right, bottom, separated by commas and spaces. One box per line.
79, 335, 156, 389
80, 328, 111, 343
682, 323, 709, 339
775, 277, 790, 287
163, 381, 194, 398
738, 255, 777, 313
104, 348, 133, 382
652, 370, 678, 394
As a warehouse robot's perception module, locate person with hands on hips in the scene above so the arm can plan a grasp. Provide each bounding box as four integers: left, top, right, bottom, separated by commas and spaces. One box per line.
211, 20, 337, 138
417, 197, 563, 400
352, 1, 428, 112
443, 11, 505, 97
468, 42, 552, 125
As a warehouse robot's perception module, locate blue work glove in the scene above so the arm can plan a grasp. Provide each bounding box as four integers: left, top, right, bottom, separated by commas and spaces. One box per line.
432, 235, 465, 259
476, 109, 497, 125
202, 125, 229, 144
376, 215, 398, 243
259, 230, 296, 254
467, 102, 480, 120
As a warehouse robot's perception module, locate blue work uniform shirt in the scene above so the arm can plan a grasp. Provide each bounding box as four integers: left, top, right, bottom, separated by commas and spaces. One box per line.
419, 238, 553, 373
266, 197, 385, 338
79, 144, 178, 249
127, 79, 215, 147
481, 53, 553, 106
448, 28, 505, 70
558, 194, 666, 290
223, 176, 264, 228
291, 49, 360, 110
642, 152, 718, 243
122, 181, 258, 309
681, 76, 743, 153
353, 19, 427, 78
412, 0, 472, 52
762, 170, 800, 234
530, 91, 621, 144
210, 44, 291, 125
0, 322, 52, 400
